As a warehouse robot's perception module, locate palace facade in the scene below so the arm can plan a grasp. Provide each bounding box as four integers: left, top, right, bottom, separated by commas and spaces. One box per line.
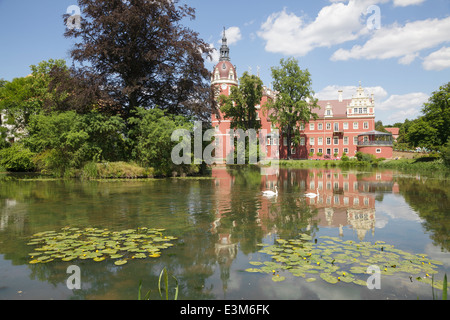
211, 30, 393, 161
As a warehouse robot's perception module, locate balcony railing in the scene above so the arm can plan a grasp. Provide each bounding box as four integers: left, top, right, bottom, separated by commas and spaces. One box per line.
358, 140, 393, 146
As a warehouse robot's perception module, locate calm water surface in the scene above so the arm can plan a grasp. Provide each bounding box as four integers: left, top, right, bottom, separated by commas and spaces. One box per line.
0, 167, 448, 300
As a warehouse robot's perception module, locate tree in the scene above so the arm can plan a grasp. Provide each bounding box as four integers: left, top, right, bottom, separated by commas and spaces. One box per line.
63, 0, 215, 121
421, 82, 450, 146
375, 120, 389, 133
264, 58, 319, 159
128, 107, 194, 175
406, 117, 439, 149
25, 111, 89, 176
45, 65, 118, 114
219, 72, 263, 131
0, 59, 67, 135
25, 110, 127, 176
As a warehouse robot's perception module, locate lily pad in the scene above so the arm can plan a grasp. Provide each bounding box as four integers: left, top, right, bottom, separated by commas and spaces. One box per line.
246, 233, 444, 289
272, 275, 286, 282
27, 226, 177, 264
114, 259, 128, 266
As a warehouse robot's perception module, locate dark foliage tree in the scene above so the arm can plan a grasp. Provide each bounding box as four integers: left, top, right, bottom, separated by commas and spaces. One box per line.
63, 0, 216, 121
46, 65, 119, 115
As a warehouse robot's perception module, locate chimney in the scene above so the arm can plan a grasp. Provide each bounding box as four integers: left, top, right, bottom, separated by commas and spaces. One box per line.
338, 90, 343, 102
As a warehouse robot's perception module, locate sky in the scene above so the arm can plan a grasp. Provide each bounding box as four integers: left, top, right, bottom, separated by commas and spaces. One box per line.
0, 0, 449, 125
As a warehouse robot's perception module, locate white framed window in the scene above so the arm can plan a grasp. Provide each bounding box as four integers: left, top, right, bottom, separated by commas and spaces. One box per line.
333, 137, 339, 145
318, 148, 323, 154
353, 122, 359, 129
300, 137, 305, 146
353, 136, 358, 145
326, 123, 331, 130
272, 137, 279, 146
334, 148, 339, 155
310, 148, 315, 154
343, 148, 349, 154
310, 137, 315, 145
343, 136, 349, 145
300, 123, 305, 130
326, 137, 331, 145
363, 122, 369, 129
318, 137, 323, 145
310, 123, 315, 130
334, 123, 339, 132
376, 148, 382, 153
318, 123, 323, 130
343, 122, 348, 130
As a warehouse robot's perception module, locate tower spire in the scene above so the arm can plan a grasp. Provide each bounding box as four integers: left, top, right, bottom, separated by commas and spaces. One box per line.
220, 27, 230, 61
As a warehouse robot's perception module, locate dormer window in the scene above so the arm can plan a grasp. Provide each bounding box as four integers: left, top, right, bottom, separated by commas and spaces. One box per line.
325, 102, 333, 117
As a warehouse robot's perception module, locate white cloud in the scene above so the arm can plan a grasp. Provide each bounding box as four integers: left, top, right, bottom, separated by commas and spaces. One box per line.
422, 46, 450, 71
206, 43, 220, 64
315, 84, 388, 101
331, 17, 450, 65
316, 85, 429, 123
377, 92, 429, 122
220, 27, 242, 46
257, 0, 449, 69
393, 0, 426, 7
258, 1, 377, 56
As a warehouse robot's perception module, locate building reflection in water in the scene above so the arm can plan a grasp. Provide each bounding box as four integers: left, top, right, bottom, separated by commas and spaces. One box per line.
209, 167, 399, 295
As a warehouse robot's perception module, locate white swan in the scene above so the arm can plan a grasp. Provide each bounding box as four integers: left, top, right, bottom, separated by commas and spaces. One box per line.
262, 186, 278, 197
304, 188, 319, 198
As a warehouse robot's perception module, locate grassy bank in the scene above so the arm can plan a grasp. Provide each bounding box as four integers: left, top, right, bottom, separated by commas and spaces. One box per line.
79, 161, 206, 180
274, 158, 450, 177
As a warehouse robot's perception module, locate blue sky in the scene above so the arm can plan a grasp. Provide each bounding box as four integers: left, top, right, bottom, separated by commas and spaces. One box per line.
0, 0, 449, 125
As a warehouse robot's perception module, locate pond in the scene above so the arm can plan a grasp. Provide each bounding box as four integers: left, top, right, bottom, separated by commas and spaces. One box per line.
0, 167, 448, 300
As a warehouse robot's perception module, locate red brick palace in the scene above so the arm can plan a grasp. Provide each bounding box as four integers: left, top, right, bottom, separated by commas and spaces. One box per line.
211, 30, 393, 161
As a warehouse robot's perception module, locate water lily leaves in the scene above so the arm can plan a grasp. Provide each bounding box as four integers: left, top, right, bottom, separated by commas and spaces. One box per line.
245, 268, 264, 273
246, 233, 444, 289
27, 227, 176, 265
320, 272, 338, 284
114, 259, 128, 266
272, 275, 286, 282
93, 256, 106, 262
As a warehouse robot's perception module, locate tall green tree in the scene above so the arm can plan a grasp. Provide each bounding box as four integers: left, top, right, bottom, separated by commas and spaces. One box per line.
0, 59, 67, 134
219, 71, 263, 131
264, 58, 319, 159
64, 0, 215, 120
405, 117, 439, 149
128, 107, 194, 175
421, 82, 450, 146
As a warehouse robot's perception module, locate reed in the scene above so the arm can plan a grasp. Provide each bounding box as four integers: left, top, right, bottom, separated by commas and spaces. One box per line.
138, 267, 179, 300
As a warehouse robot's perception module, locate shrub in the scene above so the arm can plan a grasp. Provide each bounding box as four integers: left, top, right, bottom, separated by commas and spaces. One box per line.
128, 108, 193, 176
355, 151, 376, 163
81, 161, 153, 179
0, 143, 36, 172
